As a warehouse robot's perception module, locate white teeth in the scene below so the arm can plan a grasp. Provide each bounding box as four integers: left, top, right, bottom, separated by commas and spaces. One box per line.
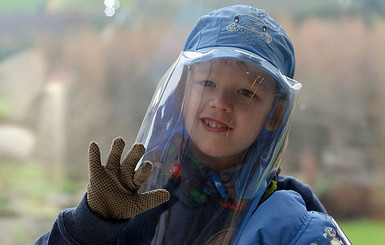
204, 119, 226, 128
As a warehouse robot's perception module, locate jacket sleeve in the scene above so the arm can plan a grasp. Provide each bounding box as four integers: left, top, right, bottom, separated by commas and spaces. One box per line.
35, 193, 130, 245
235, 190, 350, 245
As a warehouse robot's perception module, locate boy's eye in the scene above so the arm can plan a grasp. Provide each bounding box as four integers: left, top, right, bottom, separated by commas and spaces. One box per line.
238, 88, 256, 98
199, 80, 216, 87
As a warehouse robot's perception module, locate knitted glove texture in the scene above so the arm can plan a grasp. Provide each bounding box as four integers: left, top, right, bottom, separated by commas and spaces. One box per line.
86, 137, 170, 220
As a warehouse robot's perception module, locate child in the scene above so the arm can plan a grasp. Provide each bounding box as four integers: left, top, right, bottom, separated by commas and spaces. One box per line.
36, 5, 350, 245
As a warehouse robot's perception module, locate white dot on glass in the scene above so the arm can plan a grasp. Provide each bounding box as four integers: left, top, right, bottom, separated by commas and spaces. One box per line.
105, 6, 115, 17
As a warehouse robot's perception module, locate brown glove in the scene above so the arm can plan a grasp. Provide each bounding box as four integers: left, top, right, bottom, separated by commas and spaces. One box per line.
86, 137, 170, 220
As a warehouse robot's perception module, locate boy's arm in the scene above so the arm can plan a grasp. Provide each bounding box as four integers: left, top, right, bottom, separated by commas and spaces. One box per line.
36, 138, 170, 244
35, 194, 130, 245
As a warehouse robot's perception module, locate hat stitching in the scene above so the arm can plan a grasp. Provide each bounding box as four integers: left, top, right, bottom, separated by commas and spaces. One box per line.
226, 14, 272, 46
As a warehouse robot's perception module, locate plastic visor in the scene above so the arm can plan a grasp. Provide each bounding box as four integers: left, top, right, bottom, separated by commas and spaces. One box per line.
133, 48, 302, 244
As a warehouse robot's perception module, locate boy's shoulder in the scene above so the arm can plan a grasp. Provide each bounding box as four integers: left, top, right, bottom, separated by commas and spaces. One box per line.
276, 175, 326, 213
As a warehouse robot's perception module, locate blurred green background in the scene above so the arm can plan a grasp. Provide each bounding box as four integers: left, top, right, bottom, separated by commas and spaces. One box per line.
0, 0, 384, 244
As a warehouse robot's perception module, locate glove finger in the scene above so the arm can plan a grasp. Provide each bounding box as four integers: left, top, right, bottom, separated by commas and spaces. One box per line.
88, 141, 102, 173
106, 137, 125, 170
121, 143, 145, 184
128, 189, 170, 217
132, 161, 153, 189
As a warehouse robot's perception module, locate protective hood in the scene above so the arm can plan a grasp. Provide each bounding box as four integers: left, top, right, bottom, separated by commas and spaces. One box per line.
133, 47, 301, 244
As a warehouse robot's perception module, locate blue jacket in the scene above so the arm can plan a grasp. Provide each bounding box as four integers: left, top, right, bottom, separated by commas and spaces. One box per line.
35, 176, 345, 244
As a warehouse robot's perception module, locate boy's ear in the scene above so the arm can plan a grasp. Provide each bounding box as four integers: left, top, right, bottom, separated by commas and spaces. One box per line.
266, 97, 287, 131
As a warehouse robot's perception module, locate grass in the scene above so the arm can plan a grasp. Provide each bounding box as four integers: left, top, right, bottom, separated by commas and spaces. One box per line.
0, 0, 46, 13
0, 162, 85, 217
0, 162, 87, 243
339, 219, 385, 244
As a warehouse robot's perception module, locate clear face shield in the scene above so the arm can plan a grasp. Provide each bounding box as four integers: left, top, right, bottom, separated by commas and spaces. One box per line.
133, 48, 302, 244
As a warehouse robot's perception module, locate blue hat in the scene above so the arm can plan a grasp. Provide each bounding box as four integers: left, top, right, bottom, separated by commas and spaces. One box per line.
183, 5, 296, 78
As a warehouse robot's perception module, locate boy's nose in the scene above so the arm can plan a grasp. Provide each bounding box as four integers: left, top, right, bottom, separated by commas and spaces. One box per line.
208, 90, 233, 113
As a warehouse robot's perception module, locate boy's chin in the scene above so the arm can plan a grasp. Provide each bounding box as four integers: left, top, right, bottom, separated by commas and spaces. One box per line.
193, 145, 245, 169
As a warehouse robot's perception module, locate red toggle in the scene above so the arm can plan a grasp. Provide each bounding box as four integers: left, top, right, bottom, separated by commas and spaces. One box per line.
171, 163, 182, 179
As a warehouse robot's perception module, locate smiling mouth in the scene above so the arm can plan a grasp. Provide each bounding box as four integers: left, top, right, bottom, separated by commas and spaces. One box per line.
201, 118, 232, 130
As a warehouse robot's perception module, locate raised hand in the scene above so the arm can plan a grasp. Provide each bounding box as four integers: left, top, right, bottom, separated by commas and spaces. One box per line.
86, 137, 170, 220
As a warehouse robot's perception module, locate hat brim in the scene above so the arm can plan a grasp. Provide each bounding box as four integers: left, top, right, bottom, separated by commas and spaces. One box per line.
182, 47, 302, 93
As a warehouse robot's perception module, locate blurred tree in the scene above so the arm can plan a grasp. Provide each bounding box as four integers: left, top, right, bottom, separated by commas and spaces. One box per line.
354, 0, 385, 23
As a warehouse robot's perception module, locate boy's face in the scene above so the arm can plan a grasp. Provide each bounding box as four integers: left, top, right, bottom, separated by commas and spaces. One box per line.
183, 59, 277, 172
